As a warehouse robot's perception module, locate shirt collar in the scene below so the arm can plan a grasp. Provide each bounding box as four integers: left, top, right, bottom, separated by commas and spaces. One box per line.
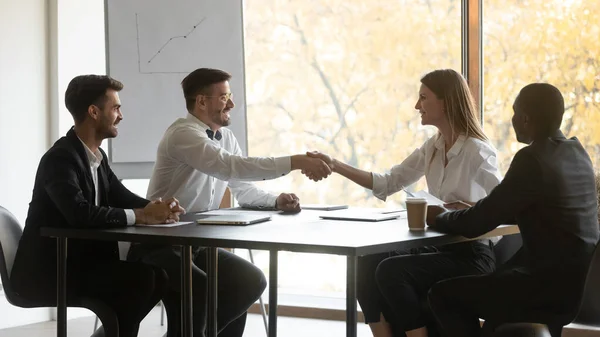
186, 113, 211, 130
435, 133, 467, 159
186, 113, 223, 140
77, 137, 103, 168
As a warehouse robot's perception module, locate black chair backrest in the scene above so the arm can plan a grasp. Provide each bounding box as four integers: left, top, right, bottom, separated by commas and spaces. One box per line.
573, 240, 600, 326
0, 206, 24, 302
576, 173, 600, 325
493, 233, 523, 266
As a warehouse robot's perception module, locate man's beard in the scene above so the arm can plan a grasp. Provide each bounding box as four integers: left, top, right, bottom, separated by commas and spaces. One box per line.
212, 109, 231, 127
99, 118, 118, 138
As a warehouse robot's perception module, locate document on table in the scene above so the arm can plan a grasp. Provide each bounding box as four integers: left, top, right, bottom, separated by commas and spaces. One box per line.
301, 204, 349, 211
411, 190, 446, 206
135, 221, 193, 227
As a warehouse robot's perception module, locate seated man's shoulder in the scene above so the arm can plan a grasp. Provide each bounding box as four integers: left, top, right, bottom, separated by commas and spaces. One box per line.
505, 147, 542, 174
512, 145, 537, 162
167, 120, 205, 138
43, 139, 76, 162
39, 138, 88, 173
529, 135, 588, 159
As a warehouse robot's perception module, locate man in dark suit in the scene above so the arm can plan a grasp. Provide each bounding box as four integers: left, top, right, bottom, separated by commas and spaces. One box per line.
425, 83, 600, 337
11, 75, 185, 337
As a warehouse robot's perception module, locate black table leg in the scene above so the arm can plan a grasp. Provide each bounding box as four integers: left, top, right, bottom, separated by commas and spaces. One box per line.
181, 245, 193, 337
207, 247, 218, 337
268, 250, 278, 337
346, 255, 357, 337
57, 237, 67, 337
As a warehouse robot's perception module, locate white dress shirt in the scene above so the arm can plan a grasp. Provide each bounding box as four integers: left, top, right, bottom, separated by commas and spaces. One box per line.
147, 113, 291, 213
373, 134, 502, 244
372, 134, 502, 203
78, 138, 136, 225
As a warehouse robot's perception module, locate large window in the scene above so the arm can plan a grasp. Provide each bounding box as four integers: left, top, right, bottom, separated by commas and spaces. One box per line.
115, 0, 600, 316
122, 0, 600, 312
244, 0, 461, 297
483, 0, 600, 172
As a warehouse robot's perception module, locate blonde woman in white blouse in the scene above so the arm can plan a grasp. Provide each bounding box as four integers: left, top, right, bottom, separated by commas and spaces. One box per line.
307, 69, 502, 337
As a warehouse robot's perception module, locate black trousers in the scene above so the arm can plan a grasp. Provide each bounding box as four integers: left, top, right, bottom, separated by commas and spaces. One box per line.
83, 261, 169, 337
128, 245, 267, 337
356, 241, 495, 337
427, 264, 587, 337
17, 260, 168, 337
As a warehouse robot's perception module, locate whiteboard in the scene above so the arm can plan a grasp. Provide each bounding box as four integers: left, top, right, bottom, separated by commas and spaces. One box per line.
105, 0, 248, 178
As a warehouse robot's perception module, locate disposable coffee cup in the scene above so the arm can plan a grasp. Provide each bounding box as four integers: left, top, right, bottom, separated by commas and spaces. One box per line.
405, 197, 427, 231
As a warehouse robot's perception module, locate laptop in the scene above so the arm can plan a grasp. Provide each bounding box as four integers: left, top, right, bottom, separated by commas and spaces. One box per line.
319, 211, 402, 222
195, 214, 272, 226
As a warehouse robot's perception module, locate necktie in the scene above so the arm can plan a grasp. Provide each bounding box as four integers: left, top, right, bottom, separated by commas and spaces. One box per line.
206, 129, 222, 141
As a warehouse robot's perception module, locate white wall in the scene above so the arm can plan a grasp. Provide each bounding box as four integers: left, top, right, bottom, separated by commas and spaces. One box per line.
0, 0, 52, 328
49, 0, 108, 321
0, 0, 104, 328
56, 0, 106, 137
0, 0, 49, 225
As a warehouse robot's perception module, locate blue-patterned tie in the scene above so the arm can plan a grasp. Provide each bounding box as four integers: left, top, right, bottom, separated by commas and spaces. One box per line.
206, 129, 222, 141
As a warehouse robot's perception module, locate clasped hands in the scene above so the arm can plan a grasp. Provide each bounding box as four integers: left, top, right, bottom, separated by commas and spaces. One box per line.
136, 197, 186, 225
293, 151, 335, 182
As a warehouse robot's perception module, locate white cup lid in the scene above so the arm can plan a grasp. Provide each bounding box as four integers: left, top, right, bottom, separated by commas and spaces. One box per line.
405, 197, 427, 204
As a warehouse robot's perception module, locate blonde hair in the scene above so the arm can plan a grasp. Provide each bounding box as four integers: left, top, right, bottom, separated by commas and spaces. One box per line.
595, 172, 600, 223
420, 69, 487, 141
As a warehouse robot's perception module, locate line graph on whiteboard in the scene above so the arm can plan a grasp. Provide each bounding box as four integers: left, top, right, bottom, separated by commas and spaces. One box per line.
135, 13, 206, 74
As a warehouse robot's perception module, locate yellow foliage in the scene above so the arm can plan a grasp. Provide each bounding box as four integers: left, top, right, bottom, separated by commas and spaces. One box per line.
245, 0, 600, 207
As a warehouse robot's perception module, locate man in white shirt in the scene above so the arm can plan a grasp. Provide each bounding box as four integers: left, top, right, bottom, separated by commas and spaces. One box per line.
128, 68, 331, 337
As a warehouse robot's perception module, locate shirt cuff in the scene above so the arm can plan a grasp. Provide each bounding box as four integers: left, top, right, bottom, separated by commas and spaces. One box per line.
125, 209, 136, 226
371, 172, 389, 201
275, 156, 292, 177
267, 194, 278, 209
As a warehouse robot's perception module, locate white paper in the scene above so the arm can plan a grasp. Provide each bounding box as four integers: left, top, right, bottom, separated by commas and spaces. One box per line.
411, 190, 446, 206
135, 221, 193, 227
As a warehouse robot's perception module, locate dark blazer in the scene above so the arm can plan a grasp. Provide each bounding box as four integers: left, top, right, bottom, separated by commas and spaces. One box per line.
11, 128, 149, 299
431, 131, 599, 273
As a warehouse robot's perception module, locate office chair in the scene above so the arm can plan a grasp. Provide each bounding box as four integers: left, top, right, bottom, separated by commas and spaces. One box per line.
0, 205, 119, 337
486, 239, 600, 337
488, 173, 600, 336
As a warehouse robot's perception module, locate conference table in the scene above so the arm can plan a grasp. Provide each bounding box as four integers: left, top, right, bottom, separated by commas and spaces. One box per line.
41, 208, 518, 337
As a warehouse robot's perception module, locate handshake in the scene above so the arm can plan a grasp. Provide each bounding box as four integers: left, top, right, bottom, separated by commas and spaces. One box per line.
134, 197, 186, 225
291, 151, 335, 182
